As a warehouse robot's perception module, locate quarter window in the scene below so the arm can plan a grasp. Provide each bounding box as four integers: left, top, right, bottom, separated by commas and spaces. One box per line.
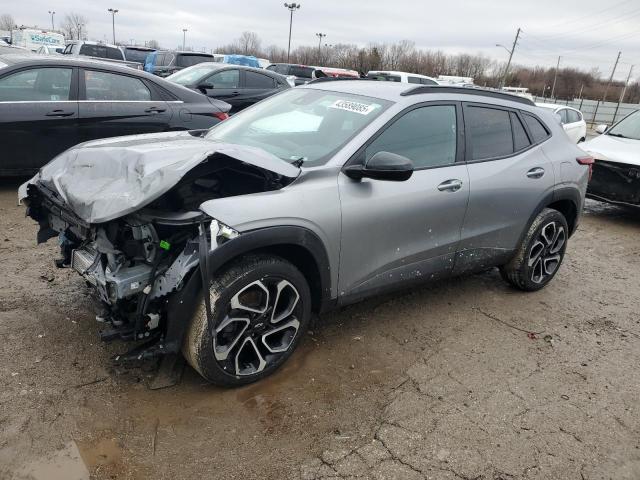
558, 109, 569, 124
566, 109, 581, 123
0, 67, 72, 101
207, 69, 240, 88
511, 113, 531, 151
84, 71, 151, 101
466, 106, 513, 160
245, 71, 276, 89
408, 76, 421, 84
365, 105, 457, 169
523, 113, 550, 143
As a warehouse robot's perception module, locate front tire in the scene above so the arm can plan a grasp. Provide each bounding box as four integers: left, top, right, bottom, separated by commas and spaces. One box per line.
183, 254, 311, 386
500, 208, 569, 291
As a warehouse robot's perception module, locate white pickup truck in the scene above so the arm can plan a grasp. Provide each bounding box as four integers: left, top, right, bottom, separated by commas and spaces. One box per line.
62, 41, 143, 70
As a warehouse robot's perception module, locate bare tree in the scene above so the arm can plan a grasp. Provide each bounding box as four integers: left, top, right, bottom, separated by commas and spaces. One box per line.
61, 13, 88, 40
237, 31, 261, 56
0, 13, 15, 32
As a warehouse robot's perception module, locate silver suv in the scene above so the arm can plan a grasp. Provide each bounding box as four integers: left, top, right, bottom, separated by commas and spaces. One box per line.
21, 82, 591, 386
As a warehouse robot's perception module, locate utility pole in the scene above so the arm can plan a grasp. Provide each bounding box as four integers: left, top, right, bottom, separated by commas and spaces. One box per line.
182, 28, 187, 50
550, 56, 561, 100
500, 27, 520, 89
48, 11, 55, 31
592, 51, 621, 124
316, 32, 326, 62
613, 64, 634, 123
284, 3, 301, 63
107, 8, 118, 44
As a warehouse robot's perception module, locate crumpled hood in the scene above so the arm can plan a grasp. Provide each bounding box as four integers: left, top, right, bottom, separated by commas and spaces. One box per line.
19, 131, 300, 224
581, 134, 640, 166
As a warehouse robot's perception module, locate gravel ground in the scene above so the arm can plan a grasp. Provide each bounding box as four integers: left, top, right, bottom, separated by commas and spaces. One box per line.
1, 178, 639, 480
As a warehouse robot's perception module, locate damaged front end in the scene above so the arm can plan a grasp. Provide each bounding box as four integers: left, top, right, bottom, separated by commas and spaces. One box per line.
587, 159, 640, 206
21, 133, 299, 362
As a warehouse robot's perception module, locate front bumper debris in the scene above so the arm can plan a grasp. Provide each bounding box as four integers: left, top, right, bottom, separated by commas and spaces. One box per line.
587, 160, 640, 206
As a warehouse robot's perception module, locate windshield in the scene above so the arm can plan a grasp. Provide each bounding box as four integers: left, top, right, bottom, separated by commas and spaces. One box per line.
177, 54, 214, 68
367, 73, 401, 82
168, 64, 216, 85
205, 88, 392, 167
608, 110, 640, 140
124, 48, 154, 63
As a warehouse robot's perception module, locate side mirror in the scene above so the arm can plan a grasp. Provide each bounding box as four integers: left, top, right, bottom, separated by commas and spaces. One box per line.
595, 124, 608, 134
344, 151, 414, 182
197, 83, 213, 93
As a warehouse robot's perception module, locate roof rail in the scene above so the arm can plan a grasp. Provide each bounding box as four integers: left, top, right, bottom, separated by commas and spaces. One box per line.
400, 85, 535, 106
307, 76, 365, 84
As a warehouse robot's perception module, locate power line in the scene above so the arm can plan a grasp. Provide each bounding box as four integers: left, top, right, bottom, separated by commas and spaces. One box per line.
531, 0, 634, 32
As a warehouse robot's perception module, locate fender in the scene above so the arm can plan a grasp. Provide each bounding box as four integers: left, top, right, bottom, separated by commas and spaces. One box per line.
162, 225, 333, 353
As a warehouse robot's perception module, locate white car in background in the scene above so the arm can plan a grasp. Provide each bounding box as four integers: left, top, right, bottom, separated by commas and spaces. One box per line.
366, 70, 439, 85
581, 109, 640, 206
536, 103, 587, 143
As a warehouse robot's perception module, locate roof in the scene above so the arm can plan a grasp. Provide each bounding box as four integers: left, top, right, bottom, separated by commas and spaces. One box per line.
158, 50, 214, 56
368, 70, 437, 80
303, 79, 537, 106
67, 40, 120, 49
0, 54, 151, 75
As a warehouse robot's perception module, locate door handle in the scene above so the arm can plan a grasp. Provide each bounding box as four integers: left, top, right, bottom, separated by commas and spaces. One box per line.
527, 167, 545, 179
45, 109, 74, 117
144, 107, 166, 114
437, 179, 463, 192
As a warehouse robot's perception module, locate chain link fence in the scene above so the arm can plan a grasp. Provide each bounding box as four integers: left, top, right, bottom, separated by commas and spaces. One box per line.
533, 96, 638, 127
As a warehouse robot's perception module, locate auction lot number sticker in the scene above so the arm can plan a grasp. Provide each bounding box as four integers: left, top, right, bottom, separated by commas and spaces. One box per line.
330, 99, 377, 115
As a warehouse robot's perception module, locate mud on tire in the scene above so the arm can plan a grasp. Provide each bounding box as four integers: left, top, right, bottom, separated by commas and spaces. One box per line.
500, 208, 569, 292
182, 254, 311, 386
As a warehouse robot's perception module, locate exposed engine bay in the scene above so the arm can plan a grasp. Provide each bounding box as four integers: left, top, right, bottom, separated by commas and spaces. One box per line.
588, 159, 640, 206
22, 152, 296, 358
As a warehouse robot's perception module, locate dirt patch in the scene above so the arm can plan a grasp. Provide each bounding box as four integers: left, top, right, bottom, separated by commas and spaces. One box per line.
1, 178, 640, 479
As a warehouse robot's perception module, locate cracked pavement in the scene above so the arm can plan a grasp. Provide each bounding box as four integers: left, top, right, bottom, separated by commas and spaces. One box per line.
1, 175, 639, 480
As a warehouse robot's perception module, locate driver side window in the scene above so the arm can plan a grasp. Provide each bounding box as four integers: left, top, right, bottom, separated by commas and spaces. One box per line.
206, 70, 240, 89
364, 105, 457, 169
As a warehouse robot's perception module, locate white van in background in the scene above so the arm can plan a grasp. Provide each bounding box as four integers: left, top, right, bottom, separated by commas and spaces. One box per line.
11, 28, 65, 53
366, 70, 439, 85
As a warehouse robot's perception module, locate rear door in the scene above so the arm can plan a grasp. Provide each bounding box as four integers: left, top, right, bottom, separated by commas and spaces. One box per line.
338, 102, 470, 300
455, 103, 555, 273
238, 70, 279, 111
0, 65, 79, 174
78, 68, 171, 142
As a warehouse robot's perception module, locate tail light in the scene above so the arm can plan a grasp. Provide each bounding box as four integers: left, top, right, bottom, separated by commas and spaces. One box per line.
213, 112, 229, 121
576, 155, 594, 182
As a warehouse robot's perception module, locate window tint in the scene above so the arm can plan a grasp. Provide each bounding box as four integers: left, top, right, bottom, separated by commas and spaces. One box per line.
466, 106, 513, 160
0, 67, 72, 101
207, 69, 240, 88
106, 47, 123, 60
84, 71, 151, 101
365, 105, 457, 169
566, 109, 581, 123
408, 76, 421, 84
79, 44, 108, 58
523, 114, 549, 143
177, 54, 213, 67
245, 71, 276, 88
511, 112, 531, 151
289, 66, 314, 78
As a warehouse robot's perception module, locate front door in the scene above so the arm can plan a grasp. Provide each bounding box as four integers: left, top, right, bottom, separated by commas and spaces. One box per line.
78, 68, 171, 142
0, 66, 79, 174
338, 103, 469, 301
202, 69, 242, 112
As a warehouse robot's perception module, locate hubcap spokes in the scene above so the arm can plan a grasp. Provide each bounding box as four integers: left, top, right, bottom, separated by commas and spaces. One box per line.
213, 278, 301, 376
529, 221, 565, 284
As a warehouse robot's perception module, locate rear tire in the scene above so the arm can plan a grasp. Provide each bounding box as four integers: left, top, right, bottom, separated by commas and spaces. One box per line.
500, 208, 569, 291
182, 254, 311, 386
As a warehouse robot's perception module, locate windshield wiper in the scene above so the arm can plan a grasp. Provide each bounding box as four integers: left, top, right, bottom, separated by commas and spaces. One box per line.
608, 132, 627, 138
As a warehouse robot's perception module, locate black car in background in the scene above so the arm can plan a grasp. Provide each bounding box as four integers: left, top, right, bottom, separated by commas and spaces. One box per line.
145, 51, 215, 77
0, 54, 231, 176
166, 63, 291, 113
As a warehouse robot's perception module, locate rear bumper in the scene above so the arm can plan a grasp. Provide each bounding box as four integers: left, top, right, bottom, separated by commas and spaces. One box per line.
587, 160, 640, 206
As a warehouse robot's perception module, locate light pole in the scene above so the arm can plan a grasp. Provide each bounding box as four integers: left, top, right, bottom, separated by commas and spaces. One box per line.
284, 3, 300, 62
182, 28, 187, 50
48, 11, 55, 31
107, 8, 118, 44
316, 32, 326, 62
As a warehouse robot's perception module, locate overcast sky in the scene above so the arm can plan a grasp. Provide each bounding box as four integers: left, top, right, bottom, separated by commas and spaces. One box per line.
7, 0, 640, 81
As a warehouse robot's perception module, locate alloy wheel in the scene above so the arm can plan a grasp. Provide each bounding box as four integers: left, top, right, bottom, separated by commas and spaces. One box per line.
528, 221, 565, 284
212, 277, 301, 376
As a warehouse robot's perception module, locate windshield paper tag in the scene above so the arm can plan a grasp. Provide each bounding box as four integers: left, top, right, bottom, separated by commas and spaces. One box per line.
330, 100, 376, 115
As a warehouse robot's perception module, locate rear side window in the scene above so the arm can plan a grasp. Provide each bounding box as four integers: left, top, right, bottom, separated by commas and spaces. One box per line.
365, 105, 457, 169
289, 66, 314, 78
245, 71, 276, 88
523, 114, 550, 143
558, 109, 569, 124
466, 106, 513, 160
0, 67, 72, 101
511, 113, 531, 151
106, 47, 123, 60
420, 78, 438, 85
408, 76, 421, 84
84, 70, 151, 101
79, 44, 107, 58
567, 109, 581, 123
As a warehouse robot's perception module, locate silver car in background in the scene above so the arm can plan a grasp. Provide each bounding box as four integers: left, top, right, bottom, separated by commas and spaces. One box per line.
20, 82, 591, 386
